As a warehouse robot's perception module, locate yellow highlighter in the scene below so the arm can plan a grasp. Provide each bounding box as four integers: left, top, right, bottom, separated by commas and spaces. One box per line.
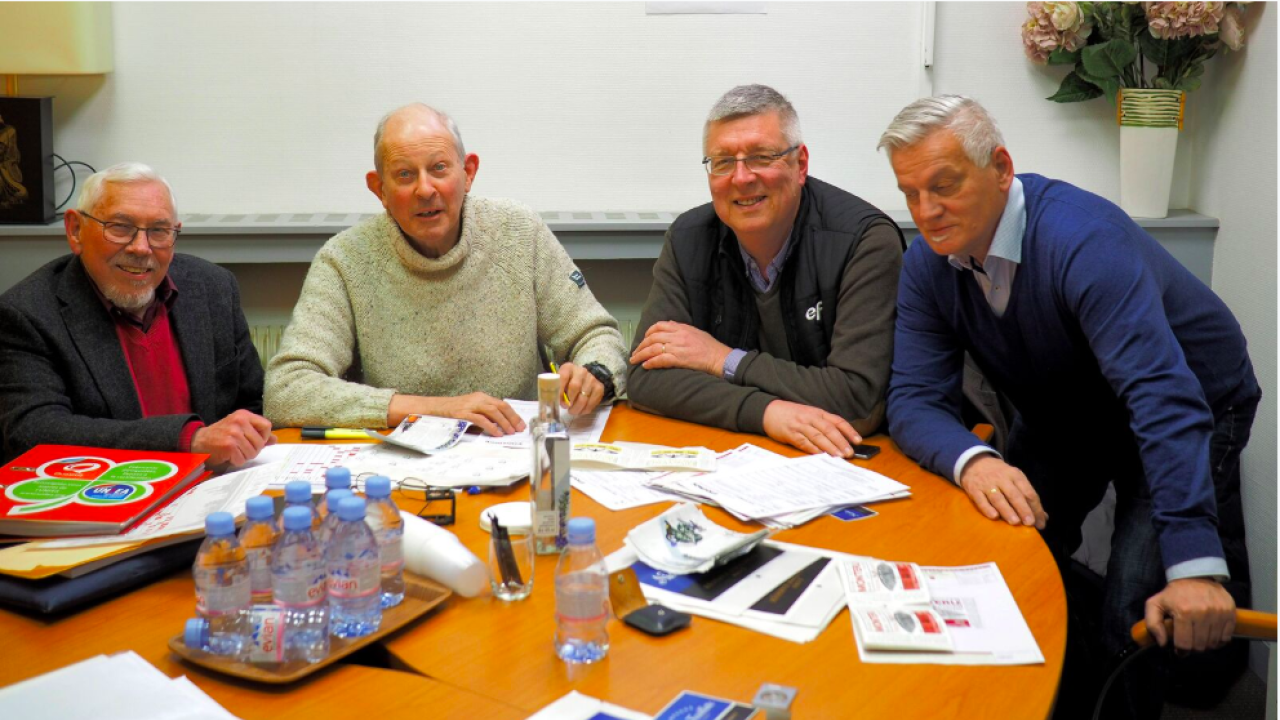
546, 361, 571, 405
300, 427, 370, 440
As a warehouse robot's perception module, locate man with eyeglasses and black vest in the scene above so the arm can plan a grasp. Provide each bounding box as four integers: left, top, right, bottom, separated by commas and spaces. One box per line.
0, 162, 272, 467
628, 85, 904, 456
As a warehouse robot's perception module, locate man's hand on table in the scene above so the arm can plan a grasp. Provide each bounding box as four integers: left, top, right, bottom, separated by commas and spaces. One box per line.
762, 399, 861, 459
958, 455, 1048, 529
192, 409, 276, 467
1145, 578, 1237, 652
391, 392, 526, 437
630, 320, 732, 377
555, 362, 605, 415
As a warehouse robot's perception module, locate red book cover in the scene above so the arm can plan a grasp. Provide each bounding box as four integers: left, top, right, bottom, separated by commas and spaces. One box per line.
0, 445, 209, 537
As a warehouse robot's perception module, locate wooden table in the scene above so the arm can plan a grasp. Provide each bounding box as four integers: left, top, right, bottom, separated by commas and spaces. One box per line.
0, 404, 1064, 718
380, 404, 1066, 718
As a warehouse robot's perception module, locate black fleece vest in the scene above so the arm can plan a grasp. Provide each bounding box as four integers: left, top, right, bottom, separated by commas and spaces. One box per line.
668, 177, 900, 368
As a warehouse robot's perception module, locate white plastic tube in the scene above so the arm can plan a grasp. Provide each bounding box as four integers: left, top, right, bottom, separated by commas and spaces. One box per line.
399, 510, 488, 598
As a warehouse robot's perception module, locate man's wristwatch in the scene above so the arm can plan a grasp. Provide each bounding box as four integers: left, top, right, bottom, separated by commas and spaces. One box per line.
582, 362, 617, 402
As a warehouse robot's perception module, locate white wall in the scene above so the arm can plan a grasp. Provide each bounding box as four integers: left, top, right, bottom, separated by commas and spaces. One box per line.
1186, 3, 1278, 678
19, 1, 929, 215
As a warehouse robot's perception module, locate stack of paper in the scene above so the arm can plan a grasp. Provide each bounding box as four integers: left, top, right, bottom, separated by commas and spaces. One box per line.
649, 448, 910, 528
837, 559, 1044, 665
0, 651, 241, 720
622, 539, 849, 644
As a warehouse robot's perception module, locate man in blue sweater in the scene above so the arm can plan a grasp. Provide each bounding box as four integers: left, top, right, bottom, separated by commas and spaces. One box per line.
880, 96, 1258, 717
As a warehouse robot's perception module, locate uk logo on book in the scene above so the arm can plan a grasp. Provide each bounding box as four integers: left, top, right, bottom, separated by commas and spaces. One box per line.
5, 454, 178, 516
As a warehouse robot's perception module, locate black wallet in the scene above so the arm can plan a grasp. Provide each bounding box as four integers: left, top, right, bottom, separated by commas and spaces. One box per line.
623, 603, 692, 636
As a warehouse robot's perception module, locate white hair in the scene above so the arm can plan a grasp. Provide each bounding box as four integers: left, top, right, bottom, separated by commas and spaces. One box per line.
703, 84, 803, 150
878, 95, 1005, 167
77, 162, 176, 214
374, 103, 466, 174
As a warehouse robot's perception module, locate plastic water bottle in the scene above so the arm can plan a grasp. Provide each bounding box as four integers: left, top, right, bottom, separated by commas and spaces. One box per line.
239, 495, 279, 604
193, 511, 252, 658
184, 605, 287, 664
554, 517, 610, 664
362, 475, 405, 608
284, 480, 321, 531
316, 488, 353, 547
318, 466, 351, 521
272, 506, 330, 663
325, 497, 382, 638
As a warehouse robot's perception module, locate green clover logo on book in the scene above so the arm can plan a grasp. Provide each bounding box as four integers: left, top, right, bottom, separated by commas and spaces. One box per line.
5, 456, 179, 516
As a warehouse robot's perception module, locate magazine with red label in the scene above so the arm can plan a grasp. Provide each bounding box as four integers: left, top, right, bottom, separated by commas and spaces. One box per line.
0, 445, 209, 537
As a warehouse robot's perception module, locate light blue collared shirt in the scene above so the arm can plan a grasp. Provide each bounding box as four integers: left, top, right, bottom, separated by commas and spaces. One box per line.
946, 177, 1025, 318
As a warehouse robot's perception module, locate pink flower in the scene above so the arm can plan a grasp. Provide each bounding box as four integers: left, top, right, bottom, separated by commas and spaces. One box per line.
1022, 2, 1093, 63
1220, 3, 1246, 50
1145, 2, 1226, 40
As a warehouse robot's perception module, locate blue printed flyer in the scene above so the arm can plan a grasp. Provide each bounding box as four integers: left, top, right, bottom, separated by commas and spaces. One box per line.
654, 691, 756, 720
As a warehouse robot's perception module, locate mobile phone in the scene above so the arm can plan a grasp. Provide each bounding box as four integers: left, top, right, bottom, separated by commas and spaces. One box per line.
852, 445, 881, 460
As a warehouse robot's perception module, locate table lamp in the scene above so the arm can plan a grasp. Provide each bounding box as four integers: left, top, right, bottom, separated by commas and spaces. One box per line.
0, 2, 112, 224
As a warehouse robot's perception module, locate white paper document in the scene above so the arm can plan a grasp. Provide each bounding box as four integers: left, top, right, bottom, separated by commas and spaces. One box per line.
349, 443, 529, 487
0, 651, 241, 720
632, 540, 847, 644
672, 453, 910, 521
525, 690, 651, 720
270, 443, 369, 490
570, 470, 683, 511
462, 399, 613, 449
850, 562, 1044, 665
365, 414, 470, 454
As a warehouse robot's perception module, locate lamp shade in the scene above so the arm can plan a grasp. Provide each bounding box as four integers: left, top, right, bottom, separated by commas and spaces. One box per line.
0, 3, 113, 75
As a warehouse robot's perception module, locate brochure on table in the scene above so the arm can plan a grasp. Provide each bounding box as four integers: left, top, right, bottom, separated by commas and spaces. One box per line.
839, 560, 1044, 666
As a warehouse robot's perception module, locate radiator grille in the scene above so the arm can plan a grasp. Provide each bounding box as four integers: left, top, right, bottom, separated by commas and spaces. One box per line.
249, 325, 286, 368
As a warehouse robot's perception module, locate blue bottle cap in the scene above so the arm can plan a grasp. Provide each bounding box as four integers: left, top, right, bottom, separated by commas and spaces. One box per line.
365, 475, 391, 499
184, 618, 209, 649
282, 505, 313, 532
245, 495, 274, 520
325, 466, 351, 490
566, 517, 596, 544
205, 511, 235, 536
336, 496, 367, 522
326, 489, 353, 512
284, 480, 312, 503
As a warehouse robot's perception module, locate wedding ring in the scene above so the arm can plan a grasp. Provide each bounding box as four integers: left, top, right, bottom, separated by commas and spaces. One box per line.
662, 343, 667, 354
988, 487, 1001, 495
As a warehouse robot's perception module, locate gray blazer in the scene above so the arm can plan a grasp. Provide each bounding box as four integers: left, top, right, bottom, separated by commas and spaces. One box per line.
0, 254, 264, 462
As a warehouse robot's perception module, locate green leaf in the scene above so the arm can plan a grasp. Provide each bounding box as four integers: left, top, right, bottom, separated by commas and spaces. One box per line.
1184, 61, 1206, 79
1175, 75, 1202, 93
1047, 71, 1106, 103
1047, 48, 1081, 65
1076, 67, 1121, 102
1082, 38, 1138, 80
1138, 30, 1169, 66
1152, 77, 1175, 90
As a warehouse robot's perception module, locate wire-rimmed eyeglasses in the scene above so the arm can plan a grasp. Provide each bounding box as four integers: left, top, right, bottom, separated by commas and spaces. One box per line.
80, 212, 181, 248
702, 144, 800, 176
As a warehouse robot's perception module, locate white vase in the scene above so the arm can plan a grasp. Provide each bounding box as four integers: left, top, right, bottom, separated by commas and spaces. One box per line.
1117, 89, 1184, 219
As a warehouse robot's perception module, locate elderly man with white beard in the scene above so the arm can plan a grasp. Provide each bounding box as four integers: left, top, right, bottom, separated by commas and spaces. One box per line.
0, 162, 272, 467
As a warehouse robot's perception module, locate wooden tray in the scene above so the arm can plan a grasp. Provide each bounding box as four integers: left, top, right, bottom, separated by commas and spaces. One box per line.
169, 574, 452, 684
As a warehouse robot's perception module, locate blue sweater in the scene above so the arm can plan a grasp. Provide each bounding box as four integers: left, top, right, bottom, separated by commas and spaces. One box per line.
888, 174, 1257, 572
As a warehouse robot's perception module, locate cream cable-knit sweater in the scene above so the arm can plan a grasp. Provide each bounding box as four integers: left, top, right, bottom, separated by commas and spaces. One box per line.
264, 196, 627, 428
